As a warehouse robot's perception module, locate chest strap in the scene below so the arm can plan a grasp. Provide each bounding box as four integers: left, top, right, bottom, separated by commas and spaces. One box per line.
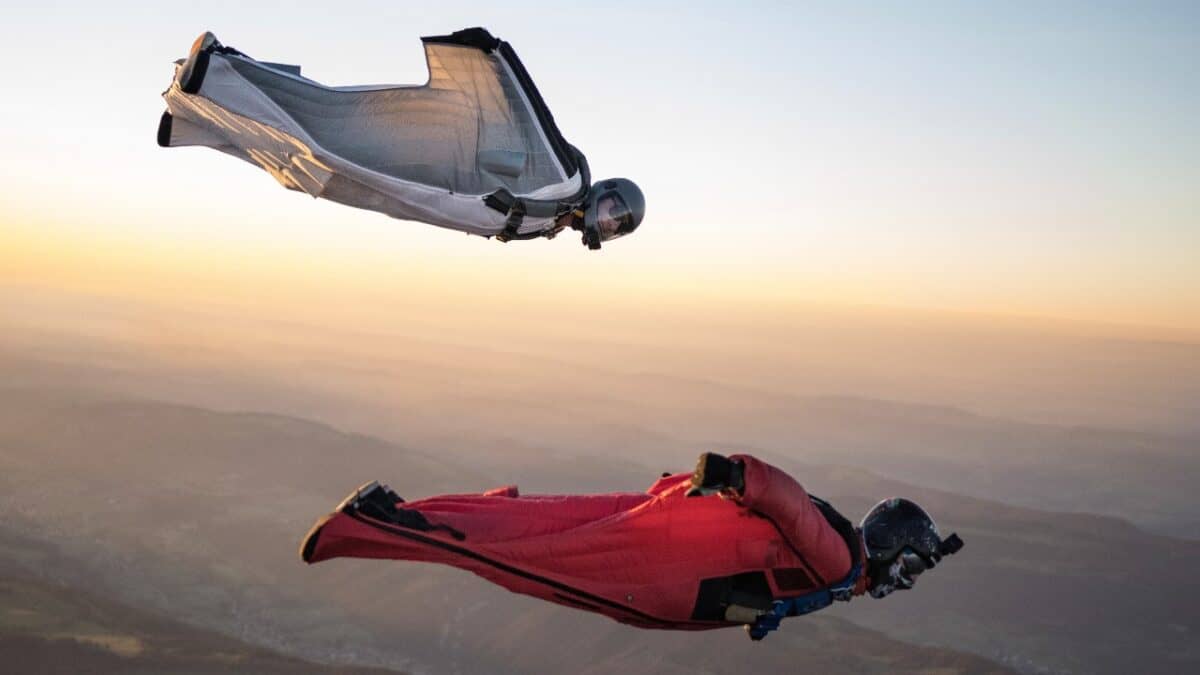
484, 189, 562, 241
483, 146, 591, 242
745, 495, 865, 641
744, 561, 862, 640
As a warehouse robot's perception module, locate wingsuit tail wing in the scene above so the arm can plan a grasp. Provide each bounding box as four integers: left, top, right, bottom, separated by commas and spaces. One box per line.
299, 513, 335, 564
300, 481, 466, 564
300, 481, 379, 563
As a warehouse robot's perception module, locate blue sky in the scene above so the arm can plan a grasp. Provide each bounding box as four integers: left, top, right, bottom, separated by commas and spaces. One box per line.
2, 2, 1197, 330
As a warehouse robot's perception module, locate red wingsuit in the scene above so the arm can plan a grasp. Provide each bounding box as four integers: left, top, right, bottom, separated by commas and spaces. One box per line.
301, 455, 866, 630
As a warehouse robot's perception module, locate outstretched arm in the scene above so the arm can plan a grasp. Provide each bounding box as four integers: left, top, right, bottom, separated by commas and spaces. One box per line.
695, 453, 852, 587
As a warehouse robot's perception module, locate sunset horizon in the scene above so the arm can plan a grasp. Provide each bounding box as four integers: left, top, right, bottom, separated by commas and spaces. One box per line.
2, 3, 1197, 674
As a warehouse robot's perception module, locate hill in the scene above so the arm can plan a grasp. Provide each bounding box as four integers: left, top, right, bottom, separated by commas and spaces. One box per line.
1, 388, 1195, 673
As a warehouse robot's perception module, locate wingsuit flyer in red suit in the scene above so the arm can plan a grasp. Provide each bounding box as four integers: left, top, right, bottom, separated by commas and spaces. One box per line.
301, 452, 963, 640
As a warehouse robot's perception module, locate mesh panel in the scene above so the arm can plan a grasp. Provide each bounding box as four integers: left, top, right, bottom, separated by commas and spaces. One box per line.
226, 42, 565, 196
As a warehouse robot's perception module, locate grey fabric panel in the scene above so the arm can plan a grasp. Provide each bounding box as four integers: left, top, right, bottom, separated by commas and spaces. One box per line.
166, 71, 557, 236
161, 34, 569, 238
165, 113, 230, 148
317, 172, 557, 237
260, 62, 302, 76
479, 149, 526, 177
225, 42, 565, 196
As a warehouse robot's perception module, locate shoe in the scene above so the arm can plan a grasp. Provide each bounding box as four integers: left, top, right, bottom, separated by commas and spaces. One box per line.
692, 452, 733, 489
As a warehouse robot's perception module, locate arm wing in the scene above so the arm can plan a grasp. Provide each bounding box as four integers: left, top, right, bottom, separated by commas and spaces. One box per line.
730, 455, 852, 586
178, 28, 580, 197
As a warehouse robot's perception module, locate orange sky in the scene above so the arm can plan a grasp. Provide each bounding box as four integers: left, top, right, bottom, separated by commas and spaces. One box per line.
4, 6, 1197, 343
4, 213, 1197, 344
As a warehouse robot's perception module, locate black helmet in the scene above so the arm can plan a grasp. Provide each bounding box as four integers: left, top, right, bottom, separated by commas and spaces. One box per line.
861, 498, 963, 596
582, 178, 645, 249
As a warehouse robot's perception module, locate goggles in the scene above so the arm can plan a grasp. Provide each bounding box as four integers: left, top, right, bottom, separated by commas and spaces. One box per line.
597, 192, 633, 234
897, 548, 930, 586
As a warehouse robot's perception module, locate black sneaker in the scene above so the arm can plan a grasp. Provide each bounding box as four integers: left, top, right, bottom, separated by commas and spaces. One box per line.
343, 482, 466, 541
691, 451, 744, 487
334, 481, 400, 512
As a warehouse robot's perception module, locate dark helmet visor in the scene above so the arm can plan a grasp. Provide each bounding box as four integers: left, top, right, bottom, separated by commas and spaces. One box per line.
862, 498, 942, 562
898, 549, 930, 579
597, 192, 634, 236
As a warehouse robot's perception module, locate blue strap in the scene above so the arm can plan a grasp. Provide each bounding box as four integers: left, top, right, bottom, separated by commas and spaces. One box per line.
746, 563, 861, 641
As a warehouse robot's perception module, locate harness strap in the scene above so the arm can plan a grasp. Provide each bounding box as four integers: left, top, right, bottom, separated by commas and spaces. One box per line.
745, 495, 866, 641
500, 197, 526, 240
486, 188, 569, 241
484, 147, 591, 243
746, 562, 862, 641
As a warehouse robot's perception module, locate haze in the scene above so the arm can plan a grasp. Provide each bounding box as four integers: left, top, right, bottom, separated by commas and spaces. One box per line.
2, 2, 1198, 674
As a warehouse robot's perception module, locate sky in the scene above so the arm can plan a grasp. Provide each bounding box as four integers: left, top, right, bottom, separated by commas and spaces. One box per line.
1, 1, 1198, 336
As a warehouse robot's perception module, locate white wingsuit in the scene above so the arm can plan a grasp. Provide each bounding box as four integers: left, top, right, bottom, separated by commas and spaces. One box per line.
159, 28, 596, 242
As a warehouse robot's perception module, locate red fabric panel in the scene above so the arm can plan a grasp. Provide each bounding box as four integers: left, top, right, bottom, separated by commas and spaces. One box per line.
305, 456, 853, 628
731, 454, 853, 587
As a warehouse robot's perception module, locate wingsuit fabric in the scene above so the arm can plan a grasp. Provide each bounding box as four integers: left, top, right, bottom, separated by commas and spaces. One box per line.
159, 30, 583, 237
302, 455, 858, 630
